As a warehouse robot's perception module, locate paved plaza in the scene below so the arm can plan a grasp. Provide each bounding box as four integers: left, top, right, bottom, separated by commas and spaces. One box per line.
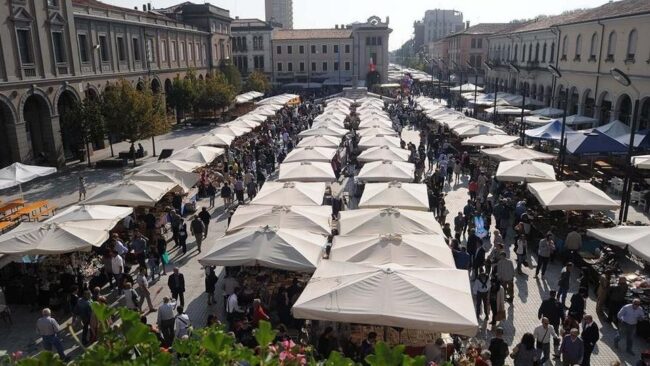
0, 123, 648, 365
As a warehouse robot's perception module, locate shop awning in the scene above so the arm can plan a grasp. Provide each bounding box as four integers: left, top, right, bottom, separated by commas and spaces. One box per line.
357, 146, 409, 163
278, 162, 337, 183
339, 207, 443, 235
481, 145, 556, 161
84, 180, 177, 207
587, 226, 650, 262
527, 180, 619, 211
357, 160, 415, 183
359, 182, 428, 211
251, 181, 326, 206
227, 205, 332, 235
496, 160, 557, 183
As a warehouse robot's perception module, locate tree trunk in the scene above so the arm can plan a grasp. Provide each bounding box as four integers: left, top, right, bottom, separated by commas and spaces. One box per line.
176, 107, 181, 125
86, 139, 92, 168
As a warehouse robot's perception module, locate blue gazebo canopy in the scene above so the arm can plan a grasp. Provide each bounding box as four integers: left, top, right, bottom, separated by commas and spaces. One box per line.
566, 130, 629, 156
525, 120, 572, 141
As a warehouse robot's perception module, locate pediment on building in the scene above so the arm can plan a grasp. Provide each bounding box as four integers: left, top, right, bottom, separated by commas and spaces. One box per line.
11, 6, 34, 24
48, 12, 66, 27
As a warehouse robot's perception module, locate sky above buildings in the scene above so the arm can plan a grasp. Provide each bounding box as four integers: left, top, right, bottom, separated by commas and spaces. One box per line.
108, 0, 611, 50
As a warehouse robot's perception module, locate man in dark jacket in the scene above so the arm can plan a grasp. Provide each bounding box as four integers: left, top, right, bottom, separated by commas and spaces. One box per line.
198, 207, 211, 239
488, 327, 509, 366
539, 290, 565, 351
168, 267, 185, 308
74, 290, 93, 345
190, 215, 206, 253
581, 315, 599, 366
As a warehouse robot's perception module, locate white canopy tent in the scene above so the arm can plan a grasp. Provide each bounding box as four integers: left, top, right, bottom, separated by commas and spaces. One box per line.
484, 106, 531, 115
0, 163, 57, 191
170, 146, 224, 165
227, 205, 331, 235
587, 226, 650, 262
297, 135, 341, 148
331, 234, 455, 267
210, 125, 252, 137
283, 147, 338, 163
461, 135, 519, 148
0, 219, 118, 255
496, 160, 557, 183
46, 205, 132, 223
251, 182, 326, 206
523, 115, 559, 126
227, 119, 261, 129
278, 162, 336, 182
359, 182, 428, 211
356, 127, 398, 137
298, 126, 348, 138
531, 107, 564, 118
84, 180, 177, 207
527, 181, 619, 211
632, 155, 650, 169
450, 83, 484, 92
198, 226, 325, 272
235, 113, 268, 123
357, 161, 415, 183
312, 119, 346, 129
339, 207, 443, 235
235, 91, 264, 104
130, 169, 200, 193
131, 159, 202, 173
192, 133, 235, 147
358, 135, 401, 150
357, 146, 410, 163
481, 145, 556, 161
257, 93, 298, 106
358, 118, 393, 129
292, 261, 478, 336
453, 124, 506, 138
254, 106, 281, 117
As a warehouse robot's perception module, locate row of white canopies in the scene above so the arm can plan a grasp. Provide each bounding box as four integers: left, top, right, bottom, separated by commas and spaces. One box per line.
0, 95, 303, 256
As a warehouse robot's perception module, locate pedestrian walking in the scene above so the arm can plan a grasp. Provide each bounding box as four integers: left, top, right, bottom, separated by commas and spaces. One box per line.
123, 282, 141, 312
137, 267, 155, 313
157, 297, 176, 347
510, 333, 539, 366
535, 233, 554, 278
472, 271, 490, 320
581, 315, 599, 366
614, 298, 645, 355
560, 328, 584, 365
36, 308, 67, 360
168, 267, 185, 308
73, 290, 93, 346
78, 176, 86, 201
174, 306, 192, 338
111, 250, 124, 294
204, 265, 218, 306
488, 327, 509, 366
198, 207, 211, 238
495, 252, 515, 303
538, 290, 564, 356
207, 182, 217, 207
190, 215, 206, 253
533, 317, 558, 365
557, 262, 573, 306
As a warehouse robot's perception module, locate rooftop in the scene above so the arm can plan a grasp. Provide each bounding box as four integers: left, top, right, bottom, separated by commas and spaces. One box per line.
564, 0, 650, 24
273, 28, 353, 40
446, 23, 514, 37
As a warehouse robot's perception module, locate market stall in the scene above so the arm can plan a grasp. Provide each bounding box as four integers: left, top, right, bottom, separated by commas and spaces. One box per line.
358, 135, 401, 150
283, 147, 338, 163
357, 146, 410, 163
339, 208, 443, 236
357, 161, 415, 183
461, 134, 519, 148
527, 181, 619, 211
84, 180, 177, 207
297, 135, 342, 149
496, 160, 557, 183
481, 145, 556, 161
227, 205, 332, 235
278, 162, 337, 183
251, 182, 326, 206
358, 182, 428, 211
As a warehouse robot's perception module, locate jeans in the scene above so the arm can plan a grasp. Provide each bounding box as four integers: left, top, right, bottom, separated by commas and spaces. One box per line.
536, 255, 549, 276
42, 334, 66, 359
614, 321, 636, 351
536, 341, 551, 365
172, 290, 185, 308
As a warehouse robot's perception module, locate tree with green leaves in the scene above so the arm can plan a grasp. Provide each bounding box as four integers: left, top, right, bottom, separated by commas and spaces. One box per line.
244, 70, 271, 94
198, 72, 235, 118
2, 304, 432, 366
220, 61, 242, 93
60, 98, 105, 167
167, 75, 199, 124
102, 79, 169, 166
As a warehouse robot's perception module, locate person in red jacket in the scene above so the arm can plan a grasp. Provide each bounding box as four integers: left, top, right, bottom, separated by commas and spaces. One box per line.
252, 298, 270, 327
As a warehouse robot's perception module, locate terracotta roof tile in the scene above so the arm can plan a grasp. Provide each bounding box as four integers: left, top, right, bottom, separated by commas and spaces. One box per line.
564, 0, 650, 24
273, 29, 352, 40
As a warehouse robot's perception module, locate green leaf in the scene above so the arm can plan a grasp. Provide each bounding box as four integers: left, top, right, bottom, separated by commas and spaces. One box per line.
254, 320, 277, 348
323, 351, 356, 366
201, 330, 234, 355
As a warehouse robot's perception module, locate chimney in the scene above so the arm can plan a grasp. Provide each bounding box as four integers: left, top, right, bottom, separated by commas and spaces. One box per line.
147, 3, 151, 11
466, 21, 470, 29
134, 6, 138, 10
335, 24, 339, 29
143, 4, 146, 11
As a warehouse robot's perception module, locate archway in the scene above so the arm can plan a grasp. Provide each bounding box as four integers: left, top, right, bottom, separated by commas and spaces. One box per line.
136, 81, 145, 91
23, 94, 52, 162
509, 78, 516, 93
365, 71, 380, 89
198, 74, 204, 81
164, 78, 172, 94
537, 85, 544, 102
597, 91, 612, 124
544, 86, 552, 106
569, 87, 579, 115
531, 83, 537, 100
85, 88, 99, 101
640, 98, 650, 130
57, 90, 82, 161
582, 89, 595, 119
151, 78, 162, 94
0, 99, 15, 168
616, 94, 632, 125
556, 85, 565, 109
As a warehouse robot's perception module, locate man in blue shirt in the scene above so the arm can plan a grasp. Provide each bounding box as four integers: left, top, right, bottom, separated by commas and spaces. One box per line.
615, 298, 646, 355
559, 328, 583, 365
453, 247, 470, 270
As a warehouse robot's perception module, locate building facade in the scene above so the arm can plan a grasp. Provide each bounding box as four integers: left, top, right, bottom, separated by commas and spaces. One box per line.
422, 9, 464, 45
484, 0, 650, 127
270, 16, 391, 87
0, 0, 231, 168
231, 18, 273, 77
265, 0, 293, 29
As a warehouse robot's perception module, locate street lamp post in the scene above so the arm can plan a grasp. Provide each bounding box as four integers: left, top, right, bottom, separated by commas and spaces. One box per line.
610, 68, 641, 223
483, 61, 498, 124
547, 65, 570, 178
466, 60, 478, 118
508, 62, 526, 146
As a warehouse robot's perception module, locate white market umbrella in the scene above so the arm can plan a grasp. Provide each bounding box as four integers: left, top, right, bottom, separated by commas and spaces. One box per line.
298, 126, 348, 138
482, 145, 556, 161
358, 118, 393, 129
227, 205, 331, 235
359, 182, 429, 211
170, 146, 225, 165
0, 163, 57, 193
210, 125, 251, 137
251, 181, 326, 206
297, 135, 341, 148
496, 160, 557, 183
283, 147, 338, 163
292, 261, 478, 336
0, 219, 117, 255
527, 181, 619, 211
339, 207, 443, 235
587, 226, 650, 262
357, 127, 398, 137
358, 146, 409, 163
130, 169, 200, 193
84, 180, 177, 207
532, 107, 564, 118
46, 205, 132, 224
358, 135, 401, 150
237, 113, 267, 123
311, 120, 347, 130
278, 162, 336, 183
453, 124, 506, 138
331, 234, 455, 268
192, 133, 235, 147
227, 119, 261, 129
254, 106, 281, 117
357, 161, 414, 183
198, 226, 325, 272
461, 134, 519, 148
632, 155, 650, 169
131, 159, 202, 173
450, 83, 484, 92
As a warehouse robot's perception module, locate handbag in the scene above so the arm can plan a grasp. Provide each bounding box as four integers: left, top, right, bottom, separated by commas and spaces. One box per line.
496, 309, 506, 321
162, 252, 170, 265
